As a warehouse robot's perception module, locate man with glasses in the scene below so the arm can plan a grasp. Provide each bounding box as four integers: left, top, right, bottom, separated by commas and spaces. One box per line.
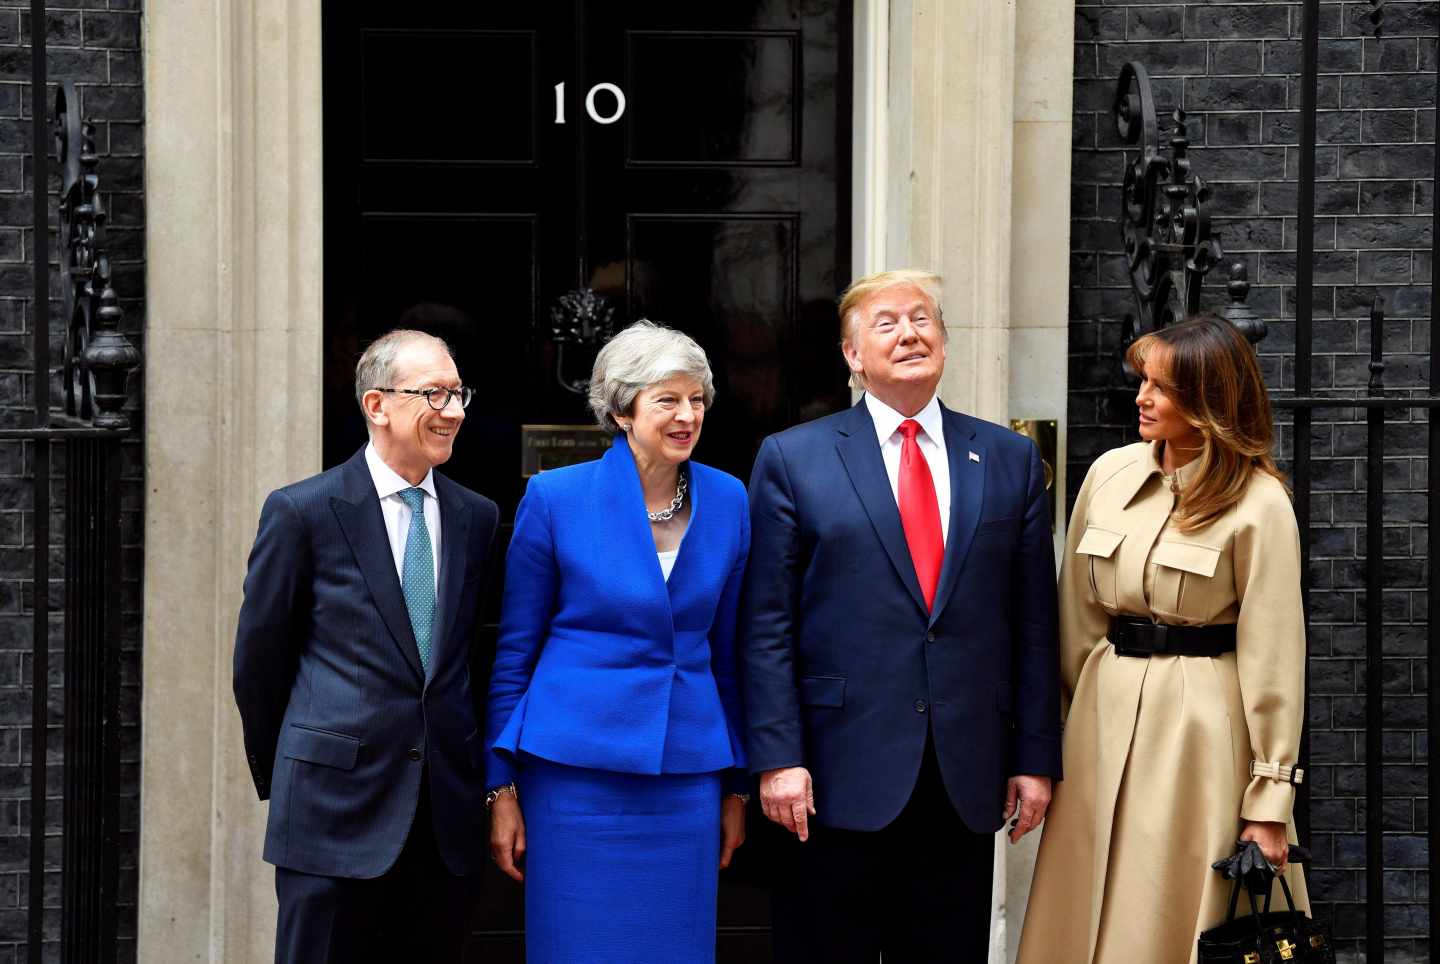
234, 328, 499, 963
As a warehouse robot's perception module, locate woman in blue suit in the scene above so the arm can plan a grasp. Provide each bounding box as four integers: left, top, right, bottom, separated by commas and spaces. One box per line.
486, 321, 750, 963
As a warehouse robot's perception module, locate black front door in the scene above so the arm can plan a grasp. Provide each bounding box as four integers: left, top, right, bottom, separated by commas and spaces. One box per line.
322, 3, 852, 959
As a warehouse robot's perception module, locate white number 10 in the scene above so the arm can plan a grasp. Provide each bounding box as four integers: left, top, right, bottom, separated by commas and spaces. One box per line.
554, 82, 626, 125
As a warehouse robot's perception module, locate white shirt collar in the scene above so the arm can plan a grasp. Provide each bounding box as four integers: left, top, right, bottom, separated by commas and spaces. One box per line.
864, 392, 944, 447
365, 442, 437, 501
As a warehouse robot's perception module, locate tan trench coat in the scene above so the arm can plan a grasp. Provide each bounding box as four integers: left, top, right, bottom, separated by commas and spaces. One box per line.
1017, 442, 1309, 964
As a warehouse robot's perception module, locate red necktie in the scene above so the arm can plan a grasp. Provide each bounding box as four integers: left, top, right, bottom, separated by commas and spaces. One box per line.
897, 419, 944, 611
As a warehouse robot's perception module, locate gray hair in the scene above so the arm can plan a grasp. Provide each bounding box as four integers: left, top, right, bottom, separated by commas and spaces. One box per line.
354, 329, 454, 421
588, 321, 715, 434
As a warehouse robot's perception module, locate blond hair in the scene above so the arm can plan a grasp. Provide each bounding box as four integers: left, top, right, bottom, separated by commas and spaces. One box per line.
1126, 315, 1287, 532
836, 269, 944, 389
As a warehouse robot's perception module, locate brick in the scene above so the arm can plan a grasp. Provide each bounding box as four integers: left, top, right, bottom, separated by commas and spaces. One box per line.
1210, 41, 1262, 76
1076, 7, 1125, 43
1365, 37, 1420, 73
1099, 42, 1207, 78
1206, 112, 1260, 146
1359, 179, 1418, 215
1342, 74, 1438, 110
1335, 216, 1432, 249
82, 11, 139, 49
1362, 110, 1418, 143
1127, 7, 1182, 42
1185, 6, 1290, 41
1186, 77, 1289, 111
1341, 145, 1434, 179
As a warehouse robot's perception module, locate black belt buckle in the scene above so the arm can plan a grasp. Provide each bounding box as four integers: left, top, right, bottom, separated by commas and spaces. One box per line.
1149, 622, 1169, 654
1111, 618, 1142, 658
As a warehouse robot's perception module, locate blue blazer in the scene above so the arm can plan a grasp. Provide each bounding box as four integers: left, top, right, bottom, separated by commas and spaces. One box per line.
741, 400, 1062, 833
233, 447, 500, 878
486, 436, 750, 792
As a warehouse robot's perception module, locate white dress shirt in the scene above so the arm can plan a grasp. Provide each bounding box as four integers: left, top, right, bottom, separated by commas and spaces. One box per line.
365, 443, 442, 592
863, 392, 951, 543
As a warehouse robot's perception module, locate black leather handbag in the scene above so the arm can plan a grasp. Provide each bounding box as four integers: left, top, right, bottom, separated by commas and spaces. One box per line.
1197, 845, 1334, 964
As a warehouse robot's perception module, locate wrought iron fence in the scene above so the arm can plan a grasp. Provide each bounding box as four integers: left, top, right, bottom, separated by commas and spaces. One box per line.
7, 3, 140, 961
1111, 1, 1437, 959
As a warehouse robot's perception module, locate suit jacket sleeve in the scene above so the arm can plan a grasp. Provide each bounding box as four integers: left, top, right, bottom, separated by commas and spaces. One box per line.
232, 489, 310, 801
484, 479, 559, 789
1009, 439, 1063, 779
740, 435, 807, 774
710, 496, 752, 794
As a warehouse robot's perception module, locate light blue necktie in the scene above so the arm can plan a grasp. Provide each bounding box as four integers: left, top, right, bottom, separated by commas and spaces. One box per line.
398, 487, 435, 673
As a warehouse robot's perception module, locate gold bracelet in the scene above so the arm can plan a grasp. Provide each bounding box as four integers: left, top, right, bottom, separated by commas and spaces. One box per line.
485, 783, 518, 810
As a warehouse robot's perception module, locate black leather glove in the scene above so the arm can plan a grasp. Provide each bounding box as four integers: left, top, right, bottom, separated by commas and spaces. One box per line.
1211, 840, 1276, 893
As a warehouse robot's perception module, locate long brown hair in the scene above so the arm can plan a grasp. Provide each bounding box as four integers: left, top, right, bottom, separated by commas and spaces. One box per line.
1125, 315, 1286, 532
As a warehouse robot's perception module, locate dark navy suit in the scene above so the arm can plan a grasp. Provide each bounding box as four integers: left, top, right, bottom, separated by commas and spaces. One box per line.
233, 446, 498, 961
742, 399, 1062, 960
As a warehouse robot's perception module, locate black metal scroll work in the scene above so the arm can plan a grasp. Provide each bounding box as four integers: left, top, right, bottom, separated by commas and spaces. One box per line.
1113, 62, 1223, 363
549, 287, 616, 394
56, 81, 139, 429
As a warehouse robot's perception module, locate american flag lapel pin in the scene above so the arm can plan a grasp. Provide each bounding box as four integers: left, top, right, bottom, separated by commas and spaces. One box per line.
969, 451, 981, 463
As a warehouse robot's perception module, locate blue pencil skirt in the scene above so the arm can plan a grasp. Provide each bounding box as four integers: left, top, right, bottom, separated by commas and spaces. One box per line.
520, 755, 722, 964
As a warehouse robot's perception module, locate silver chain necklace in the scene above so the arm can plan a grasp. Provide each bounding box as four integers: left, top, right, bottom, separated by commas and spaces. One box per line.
647, 471, 688, 523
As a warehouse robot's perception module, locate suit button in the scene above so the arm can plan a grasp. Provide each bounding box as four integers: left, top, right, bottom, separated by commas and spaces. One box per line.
925, 632, 936, 643
914, 700, 928, 714
408, 748, 422, 762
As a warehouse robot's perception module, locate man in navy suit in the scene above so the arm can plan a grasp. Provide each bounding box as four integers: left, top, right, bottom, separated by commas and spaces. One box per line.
742, 269, 1062, 962
234, 329, 499, 963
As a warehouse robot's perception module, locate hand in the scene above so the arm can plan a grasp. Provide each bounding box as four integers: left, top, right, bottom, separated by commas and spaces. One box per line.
488, 794, 526, 882
1005, 774, 1052, 844
1239, 820, 1289, 873
719, 795, 747, 869
759, 766, 816, 841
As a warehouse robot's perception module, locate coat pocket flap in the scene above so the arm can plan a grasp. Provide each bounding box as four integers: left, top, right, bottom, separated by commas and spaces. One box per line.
1151, 541, 1222, 577
799, 676, 846, 707
283, 724, 360, 770
1075, 526, 1125, 559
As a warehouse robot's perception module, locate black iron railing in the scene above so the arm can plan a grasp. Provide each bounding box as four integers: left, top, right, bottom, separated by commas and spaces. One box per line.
9, 3, 140, 961
1112, 0, 1435, 957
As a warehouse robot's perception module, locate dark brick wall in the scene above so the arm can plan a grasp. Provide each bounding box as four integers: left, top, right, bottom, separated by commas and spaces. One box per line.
0, 1, 143, 961
1073, 2, 1432, 960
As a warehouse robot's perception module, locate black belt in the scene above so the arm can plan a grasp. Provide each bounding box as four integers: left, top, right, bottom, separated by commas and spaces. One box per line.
1108, 616, 1237, 658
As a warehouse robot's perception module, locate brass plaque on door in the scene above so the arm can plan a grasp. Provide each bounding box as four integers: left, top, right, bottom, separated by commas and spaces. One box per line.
521, 425, 611, 477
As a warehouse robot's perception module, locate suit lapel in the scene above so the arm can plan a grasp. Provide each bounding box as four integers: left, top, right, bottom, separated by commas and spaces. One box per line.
431, 473, 472, 676
834, 402, 928, 616
331, 451, 425, 684
601, 437, 676, 637
929, 405, 984, 626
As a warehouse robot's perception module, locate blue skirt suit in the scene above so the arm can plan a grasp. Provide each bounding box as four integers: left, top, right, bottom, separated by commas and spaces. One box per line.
486, 436, 751, 964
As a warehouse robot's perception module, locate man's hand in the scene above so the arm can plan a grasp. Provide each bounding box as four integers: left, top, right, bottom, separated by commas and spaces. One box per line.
719, 795, 747, 869
488, 794, 526, 882
1005, 774, 1052, 844
759, 766, 816, 842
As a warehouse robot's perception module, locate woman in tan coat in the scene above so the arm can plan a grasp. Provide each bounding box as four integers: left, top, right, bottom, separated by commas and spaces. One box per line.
1017, 316, 1308, 964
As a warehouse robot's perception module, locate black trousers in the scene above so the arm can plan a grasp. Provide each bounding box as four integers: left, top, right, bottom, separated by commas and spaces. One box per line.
273, 779, 477, 964
770, 736, 995, 964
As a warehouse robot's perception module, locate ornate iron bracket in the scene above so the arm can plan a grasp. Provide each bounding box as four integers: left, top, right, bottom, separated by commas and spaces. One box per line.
1113, 61, 1225, 368
548, 287, 616, 395
56, 81, 139, 429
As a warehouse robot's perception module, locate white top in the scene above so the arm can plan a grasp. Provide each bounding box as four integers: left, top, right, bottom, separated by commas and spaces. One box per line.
863, 392, 951, 542
365, 442, 442, 592
657, 549, 679, 582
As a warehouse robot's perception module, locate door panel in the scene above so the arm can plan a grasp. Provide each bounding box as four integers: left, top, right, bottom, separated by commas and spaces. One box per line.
323, 2, 851, 959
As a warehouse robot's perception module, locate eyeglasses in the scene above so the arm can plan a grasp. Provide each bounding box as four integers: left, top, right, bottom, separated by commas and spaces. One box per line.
373, 386, 474, 411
